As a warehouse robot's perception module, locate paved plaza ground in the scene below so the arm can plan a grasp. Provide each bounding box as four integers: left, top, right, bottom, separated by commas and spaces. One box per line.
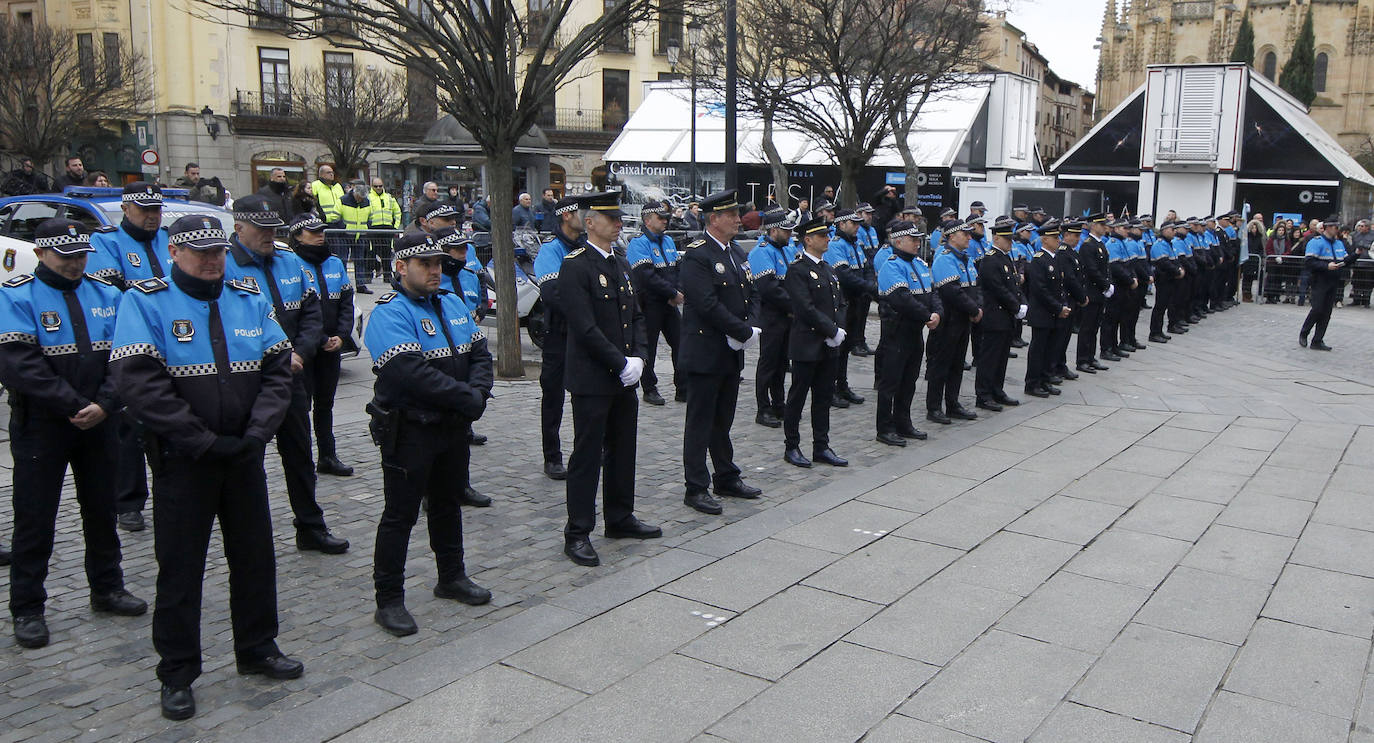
2, 296, 1373, 742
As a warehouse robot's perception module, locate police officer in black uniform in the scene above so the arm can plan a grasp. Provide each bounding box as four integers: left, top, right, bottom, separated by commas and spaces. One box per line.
559, 192, 660, 567
1053, 220, 1087, 379
533, 195, 586, 480
679, 189, 762, 516
1024, 218, 1070, 398
974, 217, 1025, 411
362, 232, 494, 637
1075, 213, 1113, 373
1, 219, 147, 650
111, 215, 303, 721
782, 216, 848, 468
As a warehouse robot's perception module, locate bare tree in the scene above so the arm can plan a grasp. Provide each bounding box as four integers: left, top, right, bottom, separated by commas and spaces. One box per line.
192, 0, 684, 377
293, 64, 410, 179
0, 17, 148, 171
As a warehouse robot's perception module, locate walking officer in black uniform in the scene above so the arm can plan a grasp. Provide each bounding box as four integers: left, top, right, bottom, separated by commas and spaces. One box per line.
1024, 218, 1070, 398
974, 217, 1025, 411
926, 221, 982, 424
782, 216, 849, 468
748, 208, 797, 428
679, 189, 762, 516
111, 214, 303, 721
225, 195, 348, 554
1053, 220, 1088, 379
362, 231, 494, 637
559, 192, 661, 566
1075, 213, 1113, 373
874, 220, 941, 446
533, 195, 587, 480
1, 219, 147, 650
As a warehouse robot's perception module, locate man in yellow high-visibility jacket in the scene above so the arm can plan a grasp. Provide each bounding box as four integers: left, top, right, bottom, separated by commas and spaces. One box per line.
337, 179, 380, 292
311, 165, 345, 225
368, 178, 401, 229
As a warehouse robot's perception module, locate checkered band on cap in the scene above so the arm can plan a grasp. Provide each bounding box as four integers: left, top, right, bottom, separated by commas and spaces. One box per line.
395, 239, 444, 260
122, 190, 163, 203
434, 230, 472, 249
35, 233, 91, 249
169, 228, 228, 245
290, 215, 325, 233
888, 223, 925, 240
234, 208, 281, 222
554, 202, 580, 215
641, 202, 671, 217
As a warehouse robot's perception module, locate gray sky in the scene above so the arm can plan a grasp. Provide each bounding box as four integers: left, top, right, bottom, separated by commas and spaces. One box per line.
996, 0, 1104, 92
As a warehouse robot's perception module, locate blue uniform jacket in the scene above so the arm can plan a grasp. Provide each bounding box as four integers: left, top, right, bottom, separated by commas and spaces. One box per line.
88, 225, 172, 288
224, 237, 323, 361
931, 247, 980, 320
533, 229, 582, 339
300, 254, 356, 343
440, 263, 484, 315
626, 230, 681, 305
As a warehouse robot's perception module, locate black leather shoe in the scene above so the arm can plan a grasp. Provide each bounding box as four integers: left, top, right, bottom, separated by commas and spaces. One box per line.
812, 448, 848, 467
642, 389, 666, 406
784, 448, 812, 468
1149, 333, 1170, 343
1008, 351, 1019, 358
1115, 347, 1132, 356
877, 432, 907, 447
1091, 360, 1109, 371
605, 516, 664, 539
161, 685, 195, 721
375, 605, 417, 636
564, 537, 601, 566
355, 284, 374, 295
1010, 337, 1028, 348
852, 343, 874, 357
830, 396, 850, 409
296, 528, 349, 554
684, 490, 724, 515
1075, 363, 1097, 374
1046, 385, 1062, 395
996, 395, 1020, 406
0, 543, 9, 566
896, 426, 928, 440
755, 410, 782, 428
949, 406, 978, 420
117, 511, 145, 532
13, 615, 48, 648
1025, 386, 1051, 398
544, 460, 567, 480
1129, 342, 1145, 351
434, 576, 492, 605
975, 399, 1003, 412
92, 589, 148, 616
1298, 334, 1309, 348
927, 410, 952, 425
1060, 370, 1079, 380
1311, 341, 1332, 351
316, 456, 354, 476
1046, 375, 1064, 385
674, 389, 687, 402
1101, 352, 1122, 362
469, 431, 488, 446
236, 653, 304, 679
714, 480, 762, 499
963, 361, 973, 371
839, 388, 865, 404
460, 486, 492, 508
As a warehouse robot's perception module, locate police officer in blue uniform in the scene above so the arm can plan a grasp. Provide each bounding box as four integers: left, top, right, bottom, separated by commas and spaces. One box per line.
88, 182, 170, 533
1170, 220, 1196, 334
748, 208, 796, 428
1075, 213, 1113, 373
111, 214, 303, 721
625, 199, 683, 407
1120, 219, 1149, 350
875, 219, 940, 446
287, 214, 356, 477
559, 192, 660, 566
1024, 218, 1070, 398
1, 219, 147, 650
823, 208, 875, 406
362, 232, 493, 637
1148, 220, 1184, 343
1099, 219, 1135, 362
533, 195, 586, 480
927, 221, 982, 424
782, 216, 848, 468
224, 195, 348, 554
852, 202, 879, 357
680, 189, 762, 515
1300, 218, 1362, 350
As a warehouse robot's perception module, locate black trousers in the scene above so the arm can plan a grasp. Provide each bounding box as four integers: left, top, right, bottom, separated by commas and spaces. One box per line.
1100, 288, 1125, 352
539, 331, 566, 464
1122, 283, 1144, 344
855, 295, 872, 344
566, 389, 637, 537
1024, 325, 1054, 390
276, 377, 325, 530
9, 416, 124, 618
1173, 271, 1194, 323
838, 291, 866, 389
1193, 266, 1211, 313
307, 351, 343, 459
151, 446, 279, 688
926, 317, 970, 413
1151, 278, 1175, 335
114, 411, 149, 515
755, 318, 789, 413
682, 371, 742, 492
374, 419, 469, 607
876, 319, 923, 435
975, 326, 1012, 402
1210, 260, 1229, 305
784, 356, 836, 450
1301, 278, 1340, 343
1076, 299, 1104, 363
641, 303, 681, 394
1052, 307, 1076, 375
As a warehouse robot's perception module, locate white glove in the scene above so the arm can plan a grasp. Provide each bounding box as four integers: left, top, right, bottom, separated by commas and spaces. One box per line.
744, 326, 762, 349
619, 356, 644, 387
726, 334, 744, 351
1016, 304, 1028, 320
824, 327, 847, 348
1104, 285, 1115, 299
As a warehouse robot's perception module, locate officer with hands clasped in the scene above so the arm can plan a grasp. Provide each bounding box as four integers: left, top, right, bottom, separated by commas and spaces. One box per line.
1, 219, 147, 650
1023, 218, 1071, 398
363, 231, 494, 638
782, 216, 849, 468
110, 214, 303, 722
875, 219, 941, 446
974, 217, 1025, 412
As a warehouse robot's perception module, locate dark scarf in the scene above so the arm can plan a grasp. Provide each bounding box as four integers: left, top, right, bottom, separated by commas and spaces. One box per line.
121, 217, 159, 243
171, 264, 223, 300
35, 262, 81, 291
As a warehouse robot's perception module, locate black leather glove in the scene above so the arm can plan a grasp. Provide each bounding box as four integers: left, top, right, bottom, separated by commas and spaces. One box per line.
458, 388, 488, 422
206, 435, 243, 459
241, 436, 268, 456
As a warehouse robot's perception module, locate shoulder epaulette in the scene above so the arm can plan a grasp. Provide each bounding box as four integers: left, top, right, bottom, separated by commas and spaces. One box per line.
565, 248, 585, 259
276, 245, 296, 253
375, 292, 396, 304
133, 277, 167, 294
2, 273, 33, 288
226, 278, 260, 294
84, 272, 114, 286
686, 239, 706, 250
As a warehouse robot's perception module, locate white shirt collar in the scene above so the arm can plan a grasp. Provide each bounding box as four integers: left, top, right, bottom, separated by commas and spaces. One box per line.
803, 250, 824, 264
586, 239, 613, 259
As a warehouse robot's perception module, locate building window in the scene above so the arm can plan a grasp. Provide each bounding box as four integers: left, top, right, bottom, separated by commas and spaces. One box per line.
602, 68, 629, 130
656, 0, 683, 55
1314, 52, 1328, 93
102, 33, 122, 86
259, 47, 291, 115
526, 0, 553, 46
603, 0, 631, 52
77, 33, 96, 87
406, 61, 437, 122
323, 51, 354, 110
1261, 51, 1277, 81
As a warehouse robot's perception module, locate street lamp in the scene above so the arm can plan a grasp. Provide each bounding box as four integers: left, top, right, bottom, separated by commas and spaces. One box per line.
200, 105, 220, 140
687, 18, 702, 199
666, 35, 680, 71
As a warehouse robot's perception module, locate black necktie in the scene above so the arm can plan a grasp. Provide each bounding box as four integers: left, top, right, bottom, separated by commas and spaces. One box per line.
142, 240, 164, 278
61, 291, 91, 354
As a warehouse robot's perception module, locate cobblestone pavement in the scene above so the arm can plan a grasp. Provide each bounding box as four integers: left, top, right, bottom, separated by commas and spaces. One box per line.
1, 296, 1372, 742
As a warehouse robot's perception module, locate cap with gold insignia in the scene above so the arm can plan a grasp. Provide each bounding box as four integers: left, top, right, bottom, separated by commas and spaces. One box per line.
168, 214, 231, 251
1085, 212, 1107, 224
288, 213, 326, 236
1063, 219, 1085, 234
122, 181, 163, 208
583, 191, 624, 218
698, 189, 742, 215
990, 216, 1017, 236
34, 218, 95, 255
793, 216, 831, 237
393, 231, 445, 260
232, 194, 285, 228
1039, 218, 1062, 234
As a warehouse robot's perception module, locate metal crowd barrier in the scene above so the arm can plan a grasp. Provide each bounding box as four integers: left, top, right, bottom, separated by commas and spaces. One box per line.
1257, 255, 1374, 304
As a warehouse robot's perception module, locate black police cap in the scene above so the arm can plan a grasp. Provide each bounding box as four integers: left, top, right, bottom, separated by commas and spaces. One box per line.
698, 189, 742, 214
168, 214, 231, 251
583, 191, 624, 218
232, 194, 285, 228
794, 216, 830, 237
122, 181, 163, 208
393, 231, 445, 260
33, 218, 95, 255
